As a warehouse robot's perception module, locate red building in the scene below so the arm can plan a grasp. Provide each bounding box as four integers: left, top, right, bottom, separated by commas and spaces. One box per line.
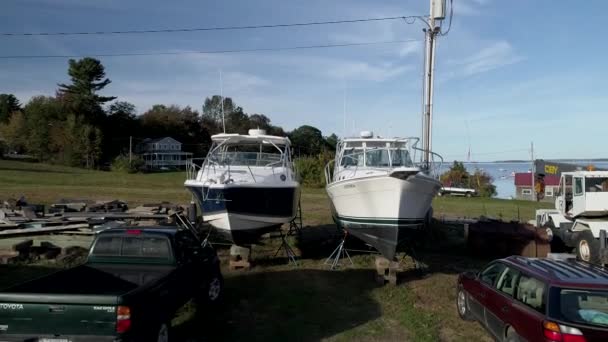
514, 173, 560, 202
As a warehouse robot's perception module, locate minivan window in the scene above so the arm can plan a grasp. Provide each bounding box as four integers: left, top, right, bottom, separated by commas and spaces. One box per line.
497, 267, 520, 297
516, 274, 546, 313
551, 289, 608, 328
480, 263, 507, 286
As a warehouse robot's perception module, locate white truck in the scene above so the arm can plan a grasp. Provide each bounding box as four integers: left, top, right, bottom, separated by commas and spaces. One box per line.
536, 171, 608, 265
438, 186, 477, 197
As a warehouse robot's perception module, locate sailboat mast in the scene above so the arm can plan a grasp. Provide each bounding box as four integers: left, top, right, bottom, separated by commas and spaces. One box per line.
422, 0, 445, 167
220, 69, 226, 134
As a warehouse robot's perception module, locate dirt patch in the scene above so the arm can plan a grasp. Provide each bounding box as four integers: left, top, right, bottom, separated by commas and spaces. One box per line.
408, 273, 492, 342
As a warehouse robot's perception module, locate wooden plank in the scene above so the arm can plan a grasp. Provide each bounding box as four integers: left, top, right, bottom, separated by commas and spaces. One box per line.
0, 224, 89, 238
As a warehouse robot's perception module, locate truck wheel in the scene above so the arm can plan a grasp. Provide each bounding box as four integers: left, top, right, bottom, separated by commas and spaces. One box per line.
197, 270, 224, 306
456, 285, 474, 321
575, 230, 601, 265
465, 192, 472, 198
437, 191, 443, 197
505, 328, 521, 342
156, 322, 170, 342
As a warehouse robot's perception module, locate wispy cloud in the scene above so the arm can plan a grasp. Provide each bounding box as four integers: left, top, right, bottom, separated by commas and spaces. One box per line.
399, 41, 422, 58
452, 0, 492, 16
327, 61, 412, 82
446, 41, 523, 77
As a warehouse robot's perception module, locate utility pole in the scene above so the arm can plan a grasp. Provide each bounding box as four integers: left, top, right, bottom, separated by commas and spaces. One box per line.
129, 136, 132, 166
422, 0, 446, 168
531, 141, 535, 201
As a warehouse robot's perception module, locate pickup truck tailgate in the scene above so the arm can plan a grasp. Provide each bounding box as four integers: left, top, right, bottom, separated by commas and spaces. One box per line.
0, 296, 118, 336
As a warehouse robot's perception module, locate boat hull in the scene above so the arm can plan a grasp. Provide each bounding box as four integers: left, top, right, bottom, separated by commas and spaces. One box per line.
326, 173, 441, 260
185, 182, 300, 245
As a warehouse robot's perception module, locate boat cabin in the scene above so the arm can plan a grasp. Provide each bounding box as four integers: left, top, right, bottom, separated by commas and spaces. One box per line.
328, 132, 419, 183
192, 129, 295, 185
336, 133, 416, 170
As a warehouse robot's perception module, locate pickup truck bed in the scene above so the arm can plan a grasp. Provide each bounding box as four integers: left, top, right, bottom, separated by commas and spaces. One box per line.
0, 227, 222, 342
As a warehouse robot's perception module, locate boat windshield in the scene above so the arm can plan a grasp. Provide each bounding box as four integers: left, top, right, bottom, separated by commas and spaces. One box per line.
340, 143, 413, 168
208, 143, 284, 167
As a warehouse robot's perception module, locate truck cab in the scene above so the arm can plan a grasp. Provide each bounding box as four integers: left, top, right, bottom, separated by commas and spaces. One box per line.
556, 171, 608, 218
541, 171, 608, 265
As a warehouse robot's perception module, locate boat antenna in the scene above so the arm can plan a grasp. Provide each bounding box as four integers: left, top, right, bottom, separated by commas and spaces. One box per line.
465, 119, 471, 162
220, 69, 225, 134
343, 82, 347, 138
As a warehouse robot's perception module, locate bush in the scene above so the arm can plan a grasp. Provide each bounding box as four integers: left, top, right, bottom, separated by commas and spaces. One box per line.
440, 161, 496, 197
111, 154, 144, 173
294, 152, 334, 187
0, 140, 6, 158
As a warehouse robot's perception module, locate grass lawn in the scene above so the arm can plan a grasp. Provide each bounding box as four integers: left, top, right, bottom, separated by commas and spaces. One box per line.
0, 160, 553, 341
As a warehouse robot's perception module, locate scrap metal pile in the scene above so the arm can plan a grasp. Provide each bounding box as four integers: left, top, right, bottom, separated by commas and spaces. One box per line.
0, 197, 186, 238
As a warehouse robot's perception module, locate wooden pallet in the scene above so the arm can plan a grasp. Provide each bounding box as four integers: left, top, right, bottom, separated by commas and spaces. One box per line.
374, 257, 401, 286
229, 259, 251, 270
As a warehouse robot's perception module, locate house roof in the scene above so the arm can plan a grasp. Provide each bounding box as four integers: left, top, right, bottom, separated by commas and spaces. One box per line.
211, 133, 290, 145
514, 173, 560, 186
144, 137, 181, 145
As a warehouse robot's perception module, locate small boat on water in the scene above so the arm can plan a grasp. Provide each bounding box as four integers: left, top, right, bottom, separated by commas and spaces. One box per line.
185, 129, 300, 245
324, 131, 442, 260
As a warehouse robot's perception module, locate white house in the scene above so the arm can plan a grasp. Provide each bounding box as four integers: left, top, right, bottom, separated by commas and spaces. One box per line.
137, 137, 192, 169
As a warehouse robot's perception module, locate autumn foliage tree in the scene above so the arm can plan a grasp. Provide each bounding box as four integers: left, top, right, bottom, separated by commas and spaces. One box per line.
440, 161, 497, 197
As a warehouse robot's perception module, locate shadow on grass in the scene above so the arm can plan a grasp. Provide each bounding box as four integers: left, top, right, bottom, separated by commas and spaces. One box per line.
175, 269, 382, 342
0, 167, 80, 174
295, 224, 380, 260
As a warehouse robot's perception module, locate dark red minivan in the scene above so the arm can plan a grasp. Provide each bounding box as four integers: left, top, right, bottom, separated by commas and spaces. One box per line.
457, 256, 608, 342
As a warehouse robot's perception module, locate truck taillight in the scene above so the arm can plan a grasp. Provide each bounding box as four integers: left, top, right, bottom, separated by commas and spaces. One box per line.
116, 305, 131, 333
543, 320, 586, 342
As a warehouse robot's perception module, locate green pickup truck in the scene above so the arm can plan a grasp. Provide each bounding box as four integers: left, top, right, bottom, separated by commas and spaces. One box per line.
0, 226, 223, 342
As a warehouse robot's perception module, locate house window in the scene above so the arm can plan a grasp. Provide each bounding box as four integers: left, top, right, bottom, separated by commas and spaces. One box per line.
545, 188, 554, 197
522, 188, 532, 195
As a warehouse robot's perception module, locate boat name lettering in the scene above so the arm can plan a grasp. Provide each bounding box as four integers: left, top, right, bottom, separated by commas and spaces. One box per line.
0, 303, 23, 310
343, 184, 356, 189
93, 306, 115, 312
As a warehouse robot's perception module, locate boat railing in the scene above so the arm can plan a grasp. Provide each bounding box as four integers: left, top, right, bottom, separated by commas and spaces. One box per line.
412, 147, 444, 178
186, 158, 206, 180
324, 159, 335, 185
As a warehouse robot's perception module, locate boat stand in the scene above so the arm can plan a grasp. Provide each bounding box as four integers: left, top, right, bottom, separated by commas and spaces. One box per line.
325, 230, 354, 270
273, 230, 299, 266
400, 244, 428, 274
229, 244, 252, 270
287, 197, 303, 237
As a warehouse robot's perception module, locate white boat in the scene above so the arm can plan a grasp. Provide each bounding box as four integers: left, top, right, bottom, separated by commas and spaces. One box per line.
185, 129, 300, 245
324, 131, 442, 260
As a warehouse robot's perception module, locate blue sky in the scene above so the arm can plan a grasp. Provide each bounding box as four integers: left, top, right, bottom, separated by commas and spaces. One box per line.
1, 0, 607, 161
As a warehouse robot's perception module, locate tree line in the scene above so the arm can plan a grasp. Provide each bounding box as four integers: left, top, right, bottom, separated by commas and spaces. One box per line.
0, 57, 338, 169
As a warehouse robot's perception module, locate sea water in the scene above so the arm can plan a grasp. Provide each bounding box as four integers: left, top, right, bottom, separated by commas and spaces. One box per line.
437, 161, 608, 199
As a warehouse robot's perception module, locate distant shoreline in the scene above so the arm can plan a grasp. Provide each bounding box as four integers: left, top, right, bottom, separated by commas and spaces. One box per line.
454, 159, 608, 163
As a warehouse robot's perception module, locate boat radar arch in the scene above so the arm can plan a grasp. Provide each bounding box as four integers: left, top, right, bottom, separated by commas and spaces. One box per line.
248, 128, 267, 136
360, 130, 373, 139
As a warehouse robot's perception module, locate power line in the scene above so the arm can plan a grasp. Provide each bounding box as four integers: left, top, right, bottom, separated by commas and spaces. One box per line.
0, 39, 422, 59
1, 15, 424, 37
